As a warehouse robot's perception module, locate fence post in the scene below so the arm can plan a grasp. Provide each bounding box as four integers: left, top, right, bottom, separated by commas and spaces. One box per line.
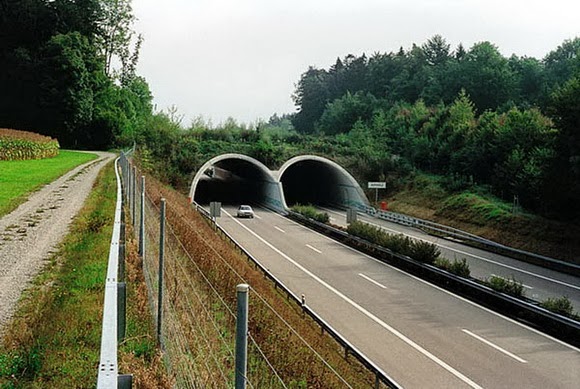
157, 198, 166, 344
119, 207, 126, 281
139, 176, 145, 257
235, 284, 249, 389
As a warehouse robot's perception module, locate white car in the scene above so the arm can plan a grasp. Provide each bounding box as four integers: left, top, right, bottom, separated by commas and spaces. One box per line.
237, 205, 254, 218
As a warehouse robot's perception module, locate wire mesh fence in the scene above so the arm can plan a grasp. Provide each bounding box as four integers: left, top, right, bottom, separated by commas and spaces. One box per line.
122, 160, 392, 388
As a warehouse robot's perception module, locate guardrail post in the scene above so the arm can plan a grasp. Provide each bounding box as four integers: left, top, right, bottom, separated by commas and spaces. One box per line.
235, 284, 249, 389
119, 207, 126, 281
132, 167, 137, 227
117, 282, 126, 342
157, 198, 166, 345
118, 374, 133, 389
139, 176, 145, 257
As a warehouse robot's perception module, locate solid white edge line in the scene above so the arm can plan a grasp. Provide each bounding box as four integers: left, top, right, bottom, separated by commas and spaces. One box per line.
359, 273, 387, 289
271, 210, 580, 353
322, 207, 580, 292
306, 244, 322, 254
224, 209, 482, 389
274, 226, 286, 233
462, 329, 527, 363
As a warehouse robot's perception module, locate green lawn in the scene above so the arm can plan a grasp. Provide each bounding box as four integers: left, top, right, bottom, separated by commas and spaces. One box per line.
0, 150, 98, 217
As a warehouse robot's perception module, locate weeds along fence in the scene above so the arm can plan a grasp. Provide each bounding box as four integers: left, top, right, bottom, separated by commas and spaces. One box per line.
122, 159, 394, 388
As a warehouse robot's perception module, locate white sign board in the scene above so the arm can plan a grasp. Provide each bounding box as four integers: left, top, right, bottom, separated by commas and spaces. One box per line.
368, 182, 386, 189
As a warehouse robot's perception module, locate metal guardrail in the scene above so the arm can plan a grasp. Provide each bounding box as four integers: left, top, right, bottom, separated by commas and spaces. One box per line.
356, 205, 580, 277
193, 202, 402, 389
97, 153, 130, 388
288, 211, 580, 348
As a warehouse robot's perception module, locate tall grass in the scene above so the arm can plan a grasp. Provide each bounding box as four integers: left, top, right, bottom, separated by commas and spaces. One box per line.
0, 150, 97, 217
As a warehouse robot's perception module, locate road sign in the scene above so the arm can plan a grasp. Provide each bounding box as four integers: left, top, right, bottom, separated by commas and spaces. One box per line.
368, 182, 386, 189
210, 202, 221, 218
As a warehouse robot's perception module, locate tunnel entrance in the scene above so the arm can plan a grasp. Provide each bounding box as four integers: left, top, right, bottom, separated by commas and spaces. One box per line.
280, 160, 345, 206
278, 156, 369, 209
190, 154, 286, 211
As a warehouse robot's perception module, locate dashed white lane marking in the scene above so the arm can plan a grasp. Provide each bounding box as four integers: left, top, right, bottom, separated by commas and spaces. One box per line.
462, 329, 527, 363
271, 209, 580, 353
274, 226, 286, 233
225, 209, 483, 389
321, 207, 579, 292
359, 273, 387, 289
306, 244, 322, 254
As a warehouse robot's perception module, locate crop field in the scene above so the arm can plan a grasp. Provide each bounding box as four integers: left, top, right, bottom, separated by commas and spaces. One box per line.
0, 128, 59, 161
0, 150, 97, 217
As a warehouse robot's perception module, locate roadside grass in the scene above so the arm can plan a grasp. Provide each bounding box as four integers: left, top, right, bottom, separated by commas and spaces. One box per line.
0, 162, 169, 388
0, 150, 97, 217
386, 172, 580, 264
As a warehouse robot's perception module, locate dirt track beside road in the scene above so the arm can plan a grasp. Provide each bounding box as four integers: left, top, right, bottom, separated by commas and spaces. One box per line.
0, 152, 115, 335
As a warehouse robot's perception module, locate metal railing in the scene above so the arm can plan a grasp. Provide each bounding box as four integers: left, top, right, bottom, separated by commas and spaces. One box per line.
356, 204, 580, 277
194, 202, 403, 389
97, 153, 131, 388
288, 211, 580, 348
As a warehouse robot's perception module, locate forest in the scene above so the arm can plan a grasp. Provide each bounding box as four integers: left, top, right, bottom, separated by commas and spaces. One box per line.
0, 0, 152, 149
1, 1, 579, 220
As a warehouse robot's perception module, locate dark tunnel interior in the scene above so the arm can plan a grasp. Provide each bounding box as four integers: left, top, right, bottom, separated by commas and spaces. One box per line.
194, 159, 270, 205
280, 160, 345, 206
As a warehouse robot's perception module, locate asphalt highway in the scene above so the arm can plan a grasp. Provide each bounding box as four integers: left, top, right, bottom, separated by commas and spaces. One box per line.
216, 205, 580, 388
317, 206, 580, 311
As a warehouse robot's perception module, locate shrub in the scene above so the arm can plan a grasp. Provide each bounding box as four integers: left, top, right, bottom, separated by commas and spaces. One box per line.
487, 275, 524, 298
410, 240, 440, 264
539, 296, 578, 319
347, 221, 440, 264
449, 258, 471, 277
435, 257, 471, 277
291, 204, 330, 223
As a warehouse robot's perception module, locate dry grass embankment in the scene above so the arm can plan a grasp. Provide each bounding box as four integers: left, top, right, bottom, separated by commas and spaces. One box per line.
142, 172, 385, 388
385, 174, 580, 264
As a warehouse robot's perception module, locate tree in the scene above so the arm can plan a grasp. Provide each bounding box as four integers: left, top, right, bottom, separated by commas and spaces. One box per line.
96, 0, 137, 78
422, 35, 451, 66
292, 67, 331, 133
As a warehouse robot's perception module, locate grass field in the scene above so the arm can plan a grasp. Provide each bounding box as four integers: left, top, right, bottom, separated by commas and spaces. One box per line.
0, 150, 97, 217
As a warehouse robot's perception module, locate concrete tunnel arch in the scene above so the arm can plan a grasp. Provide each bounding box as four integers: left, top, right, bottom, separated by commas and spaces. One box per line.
277, 155, 369, 209
189, 153, 369, 212
189, 153, 286, 211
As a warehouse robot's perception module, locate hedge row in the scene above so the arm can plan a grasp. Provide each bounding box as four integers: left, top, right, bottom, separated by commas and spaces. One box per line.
291, 204, 330, 223
0, 129, 59, 160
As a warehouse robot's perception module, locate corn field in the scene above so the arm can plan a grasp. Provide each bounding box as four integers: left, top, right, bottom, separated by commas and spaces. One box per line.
0, 128, 59, 160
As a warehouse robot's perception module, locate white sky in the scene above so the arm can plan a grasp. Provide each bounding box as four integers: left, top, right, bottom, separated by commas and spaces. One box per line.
133, 0, 580, 126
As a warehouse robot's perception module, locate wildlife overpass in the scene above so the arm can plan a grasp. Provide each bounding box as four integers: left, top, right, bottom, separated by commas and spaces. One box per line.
188, 154, 369, 211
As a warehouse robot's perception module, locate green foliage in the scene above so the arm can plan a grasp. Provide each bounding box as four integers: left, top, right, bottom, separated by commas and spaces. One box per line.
487, 275, 525, 298
291, 204, 330, 223
0, 0, 151, 150
435, 257, 471, 277
539, 296, 579, 319
346, 221, 441, 264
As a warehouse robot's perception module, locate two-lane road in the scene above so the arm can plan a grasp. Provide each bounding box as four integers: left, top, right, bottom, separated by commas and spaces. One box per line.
318, 206, 580, 311
215, 205, 580, 388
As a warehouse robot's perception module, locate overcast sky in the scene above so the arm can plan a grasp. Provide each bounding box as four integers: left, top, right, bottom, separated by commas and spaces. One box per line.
133, 0, 579, 127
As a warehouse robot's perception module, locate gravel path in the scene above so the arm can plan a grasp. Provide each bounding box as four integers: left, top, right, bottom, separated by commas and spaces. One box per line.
0, 152, 115, 335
